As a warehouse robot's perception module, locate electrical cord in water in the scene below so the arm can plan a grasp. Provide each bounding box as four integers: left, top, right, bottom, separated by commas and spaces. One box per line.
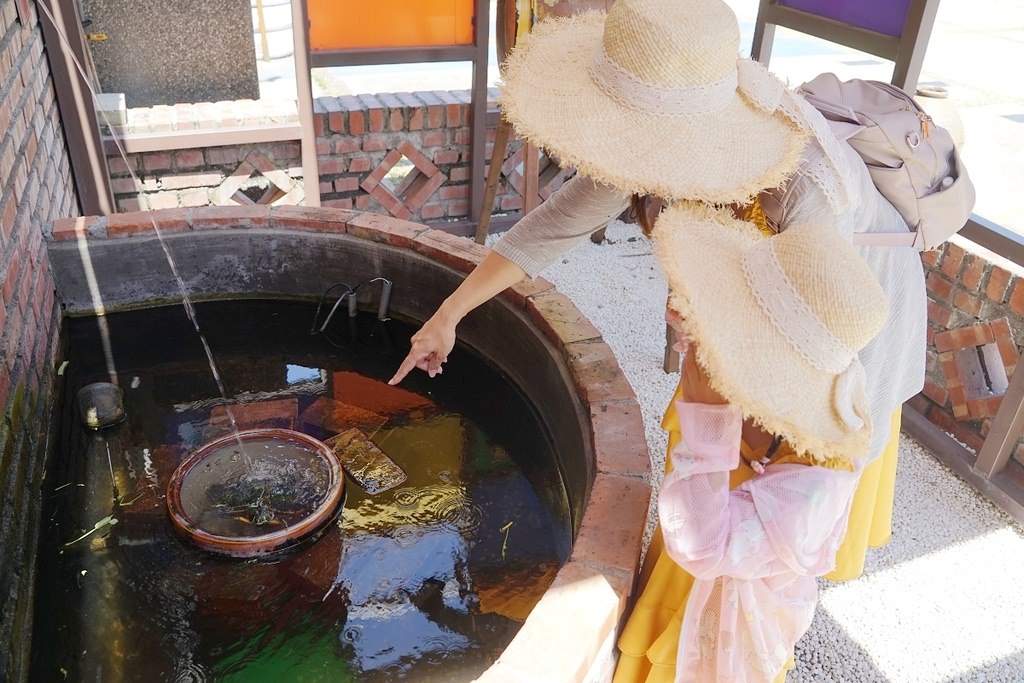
310, 278, 394, 347
310, 282, 355, 335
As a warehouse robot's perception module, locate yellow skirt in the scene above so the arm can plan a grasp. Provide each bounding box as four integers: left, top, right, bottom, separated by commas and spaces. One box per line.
612, 390, 903, 683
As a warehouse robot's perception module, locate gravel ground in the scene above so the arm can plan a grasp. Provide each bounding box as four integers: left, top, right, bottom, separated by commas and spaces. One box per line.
495, 220, 1024, 683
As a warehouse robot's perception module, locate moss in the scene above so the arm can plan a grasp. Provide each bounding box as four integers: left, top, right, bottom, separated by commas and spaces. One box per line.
7, 383, 26, 437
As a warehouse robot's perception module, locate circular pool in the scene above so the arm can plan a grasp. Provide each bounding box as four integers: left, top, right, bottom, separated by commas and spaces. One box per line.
43, 206, 652, 681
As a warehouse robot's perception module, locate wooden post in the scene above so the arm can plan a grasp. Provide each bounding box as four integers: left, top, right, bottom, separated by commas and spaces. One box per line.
475, 119, 512, 243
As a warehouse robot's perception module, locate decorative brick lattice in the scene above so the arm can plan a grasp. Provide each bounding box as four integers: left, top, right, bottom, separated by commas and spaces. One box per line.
934, 318, 1019, 420
213, 149, 303, 206
501, 145, 574, 207
359, 140, 445, 220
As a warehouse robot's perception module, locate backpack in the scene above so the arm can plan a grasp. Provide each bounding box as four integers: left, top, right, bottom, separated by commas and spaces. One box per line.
767, 73, 976, 251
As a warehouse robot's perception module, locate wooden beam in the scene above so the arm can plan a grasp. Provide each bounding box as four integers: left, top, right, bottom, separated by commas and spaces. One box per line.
39, 0, 114, 215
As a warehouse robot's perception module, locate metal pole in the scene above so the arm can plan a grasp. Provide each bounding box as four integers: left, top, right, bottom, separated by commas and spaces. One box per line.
293, 0, 320, 206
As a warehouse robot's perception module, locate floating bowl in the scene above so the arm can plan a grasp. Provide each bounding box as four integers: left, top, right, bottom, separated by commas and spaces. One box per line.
166, 428, 345, 558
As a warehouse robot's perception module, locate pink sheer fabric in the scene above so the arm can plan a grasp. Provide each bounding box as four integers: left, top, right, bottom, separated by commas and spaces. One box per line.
659, 401, 861, 682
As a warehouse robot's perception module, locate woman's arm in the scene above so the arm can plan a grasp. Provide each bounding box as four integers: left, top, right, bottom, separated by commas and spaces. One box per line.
389, 176, 630, 384
491, 175, 631, 277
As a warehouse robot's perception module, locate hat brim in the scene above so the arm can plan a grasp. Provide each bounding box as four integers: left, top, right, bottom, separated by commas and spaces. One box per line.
499, 12, 808, 204
653, 204, 871, 463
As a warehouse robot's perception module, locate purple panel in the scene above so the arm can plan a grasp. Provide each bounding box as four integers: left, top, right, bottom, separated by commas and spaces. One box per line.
777, 0, 912, 37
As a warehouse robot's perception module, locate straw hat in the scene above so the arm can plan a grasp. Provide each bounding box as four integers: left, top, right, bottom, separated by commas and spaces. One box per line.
652, 203, 889, 463
498, 0, 811, 204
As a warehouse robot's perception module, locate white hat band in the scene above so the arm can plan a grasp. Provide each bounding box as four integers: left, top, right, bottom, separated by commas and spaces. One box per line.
587, 45, 737, 117
741, 242, 857, 375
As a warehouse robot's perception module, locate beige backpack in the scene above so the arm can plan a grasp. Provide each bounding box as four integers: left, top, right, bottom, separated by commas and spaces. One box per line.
768, 73, 976, 251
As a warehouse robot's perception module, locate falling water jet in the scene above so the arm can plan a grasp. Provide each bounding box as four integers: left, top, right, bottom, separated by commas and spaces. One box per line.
36, 0, 257, 463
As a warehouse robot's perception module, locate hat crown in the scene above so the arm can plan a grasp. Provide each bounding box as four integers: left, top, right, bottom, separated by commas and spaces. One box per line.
757, 224, 888, 356
602, 0, 740, 89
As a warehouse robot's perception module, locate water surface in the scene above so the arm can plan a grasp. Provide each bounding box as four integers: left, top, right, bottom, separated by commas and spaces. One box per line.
32, 300, 569, 682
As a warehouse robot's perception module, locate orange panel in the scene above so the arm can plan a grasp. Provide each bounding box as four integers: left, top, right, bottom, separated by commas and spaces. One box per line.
308, 0, 475, 51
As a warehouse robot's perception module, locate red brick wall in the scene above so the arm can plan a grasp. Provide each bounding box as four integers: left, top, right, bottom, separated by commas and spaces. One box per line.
109, 143, 305, 212
104, 89, 569, 225
909, 238, 1024, 463
0, 1, 79, 679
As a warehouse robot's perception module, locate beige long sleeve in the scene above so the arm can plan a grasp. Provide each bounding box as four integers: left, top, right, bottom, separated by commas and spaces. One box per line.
491, 174, 632, 278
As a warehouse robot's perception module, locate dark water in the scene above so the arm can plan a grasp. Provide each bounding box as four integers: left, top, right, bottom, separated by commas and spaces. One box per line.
31, 300, 570, 682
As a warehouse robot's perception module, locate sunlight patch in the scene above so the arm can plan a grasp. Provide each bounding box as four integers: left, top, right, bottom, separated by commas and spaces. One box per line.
819, 525, 1024, 682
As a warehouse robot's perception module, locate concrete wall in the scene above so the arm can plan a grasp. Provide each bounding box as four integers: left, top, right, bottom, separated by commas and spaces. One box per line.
81, 0, 260, 107
0, 0, 79, 679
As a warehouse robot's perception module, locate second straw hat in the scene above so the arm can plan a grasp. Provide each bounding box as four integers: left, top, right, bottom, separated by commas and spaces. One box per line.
498, 0, 810, 204
653, 203, 890, 463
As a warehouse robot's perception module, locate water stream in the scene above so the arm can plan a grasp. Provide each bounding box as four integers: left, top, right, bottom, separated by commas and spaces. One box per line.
38, 0, 250, 443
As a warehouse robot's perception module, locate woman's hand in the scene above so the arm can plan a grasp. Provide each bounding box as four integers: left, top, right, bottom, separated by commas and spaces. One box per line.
387, 251, 529, 386
388, 312, 457, 385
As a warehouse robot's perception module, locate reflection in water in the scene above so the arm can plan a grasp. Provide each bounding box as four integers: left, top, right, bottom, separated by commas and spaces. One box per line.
31, 301, 569, 682
334, 523, 475, 675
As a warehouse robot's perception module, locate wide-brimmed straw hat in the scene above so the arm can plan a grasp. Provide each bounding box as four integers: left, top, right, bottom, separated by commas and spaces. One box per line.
499, 0, 811, 204
652, 203, 889, 463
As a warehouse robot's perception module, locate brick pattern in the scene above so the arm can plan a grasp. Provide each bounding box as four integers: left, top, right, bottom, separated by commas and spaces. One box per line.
918, 237, 1024, 464
0, 3, 78, 679
211, 149, 303, 206
499, 143, 573, 212
106, 89, 541, 225
316, 89, 487, 220
108, 142, 303, 212
103, 98, 299, 138
359, 138, 445, 220
933, 319, 1019, 420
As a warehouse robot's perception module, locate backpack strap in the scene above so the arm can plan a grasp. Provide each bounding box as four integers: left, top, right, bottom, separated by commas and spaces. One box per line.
851, 231, 921, 248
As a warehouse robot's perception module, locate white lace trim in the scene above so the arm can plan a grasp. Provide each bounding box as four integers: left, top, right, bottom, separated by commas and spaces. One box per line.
588, 45, 737, 116
735, 59, 786, 114
779, 90, 860, 213
741, 240, 856, 374
735, 61, 858, 213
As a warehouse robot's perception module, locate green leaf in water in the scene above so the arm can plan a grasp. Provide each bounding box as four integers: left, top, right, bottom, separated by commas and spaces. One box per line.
500, 520, 514, 561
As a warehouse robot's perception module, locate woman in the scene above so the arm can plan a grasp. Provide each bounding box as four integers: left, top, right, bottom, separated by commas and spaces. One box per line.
389, 0, 927, 679
644, 211, 888, 682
